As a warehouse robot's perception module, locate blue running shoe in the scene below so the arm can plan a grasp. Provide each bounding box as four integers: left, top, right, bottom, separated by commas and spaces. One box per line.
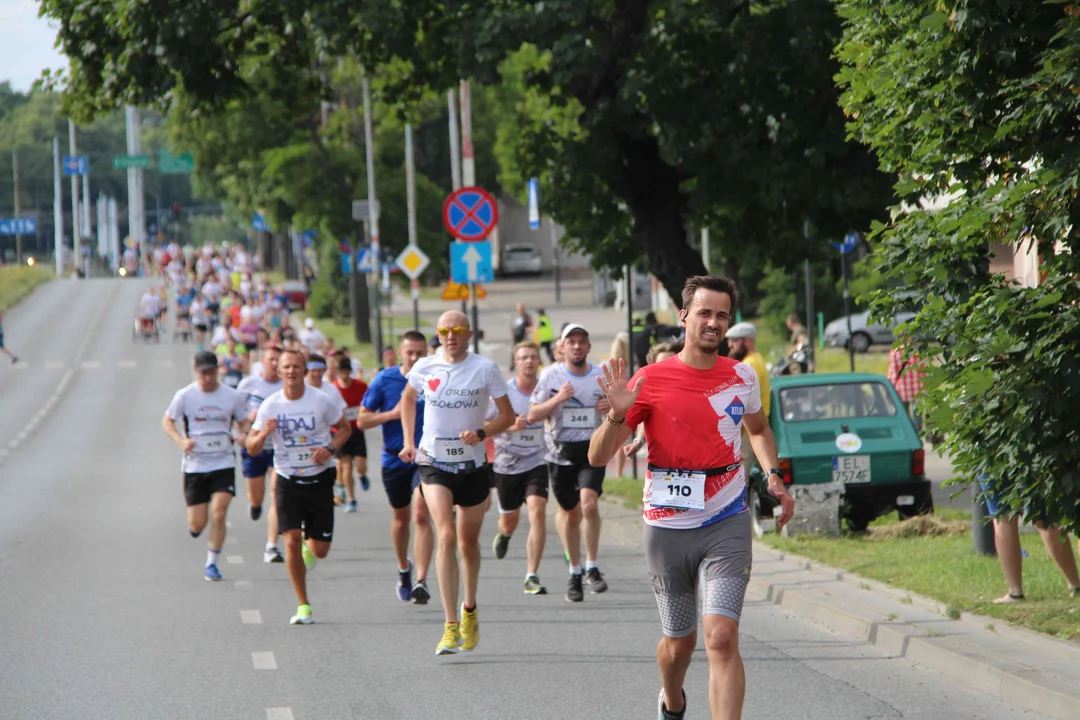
397, 560, 413, 601
205, 564, 223, 582
360, 475, 371, 492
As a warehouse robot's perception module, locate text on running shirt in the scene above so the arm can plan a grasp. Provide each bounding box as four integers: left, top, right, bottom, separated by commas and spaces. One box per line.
625, 355, 762, 530
166, 384, 248, 474
407, 352, 509, 467
487, 378, 546, 475
531, 362, 606, 462
252, 387, 344, 479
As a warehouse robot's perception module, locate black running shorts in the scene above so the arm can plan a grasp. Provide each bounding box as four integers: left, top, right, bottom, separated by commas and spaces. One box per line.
495, 465, 549, 512
275, 467, 336, 542
549, 441, 605, 511
183, 467, 236, 507
336, 428, 367, 459
419, 464, 492, 508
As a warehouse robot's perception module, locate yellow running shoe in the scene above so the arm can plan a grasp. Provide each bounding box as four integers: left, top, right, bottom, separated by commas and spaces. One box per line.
460, 604, 479, 651
435, 622, 462, 656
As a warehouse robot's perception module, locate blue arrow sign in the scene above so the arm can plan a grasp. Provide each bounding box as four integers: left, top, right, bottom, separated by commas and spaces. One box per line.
528, 178, 540, 230
62, 156, 88, 176
252, 212, 270, 232
0, 217, 38, 236
831, 232, 859, 255
450, 241, 493, 284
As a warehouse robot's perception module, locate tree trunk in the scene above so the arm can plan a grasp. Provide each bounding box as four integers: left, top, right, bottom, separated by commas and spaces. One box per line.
604, 131, 707, 310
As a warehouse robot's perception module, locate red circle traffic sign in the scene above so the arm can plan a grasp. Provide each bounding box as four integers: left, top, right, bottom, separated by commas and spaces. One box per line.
442, 186, 499, 241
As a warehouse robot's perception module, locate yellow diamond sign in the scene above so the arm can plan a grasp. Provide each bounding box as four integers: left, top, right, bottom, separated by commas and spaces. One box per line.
395, 244, 430, 280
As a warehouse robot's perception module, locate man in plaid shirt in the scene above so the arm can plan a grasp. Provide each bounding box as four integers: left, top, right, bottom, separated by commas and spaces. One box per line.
887, 344, 926, 434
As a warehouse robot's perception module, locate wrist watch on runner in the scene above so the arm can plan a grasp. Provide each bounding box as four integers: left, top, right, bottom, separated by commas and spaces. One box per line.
766, 468, 785, 483
476, 428, 487, 440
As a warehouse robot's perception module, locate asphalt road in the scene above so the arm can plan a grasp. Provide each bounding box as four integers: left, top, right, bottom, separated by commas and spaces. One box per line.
0, 278, 1041, 720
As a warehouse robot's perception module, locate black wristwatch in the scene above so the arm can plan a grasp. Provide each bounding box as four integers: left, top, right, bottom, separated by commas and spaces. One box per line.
766, 468, 785, 482
324, 444, 336, 454
476, 428, 487, 440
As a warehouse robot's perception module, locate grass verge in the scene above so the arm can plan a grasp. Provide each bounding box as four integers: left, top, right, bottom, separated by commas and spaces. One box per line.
605, 476, 645, 511
0, 266, 53, 314
761, 511, 1080, 640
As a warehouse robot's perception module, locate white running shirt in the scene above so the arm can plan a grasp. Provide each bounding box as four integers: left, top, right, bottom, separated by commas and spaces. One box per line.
407, 352, 509, 467
487, 378, 546, 475
236, 374, 284, 419
531, 361, 606, 464
252, 387, 345, 479
166, 383, 247, 473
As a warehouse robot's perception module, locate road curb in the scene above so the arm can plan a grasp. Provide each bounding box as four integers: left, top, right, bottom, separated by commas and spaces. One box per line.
598, 500, 1080, 720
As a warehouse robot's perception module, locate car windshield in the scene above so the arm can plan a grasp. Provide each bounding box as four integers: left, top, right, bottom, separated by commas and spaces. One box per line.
506, 247, 535, 255
778, 382, 898, 423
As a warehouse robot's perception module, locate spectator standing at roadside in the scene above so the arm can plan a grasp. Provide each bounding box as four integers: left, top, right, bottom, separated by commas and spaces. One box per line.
785, 313, 809, 354
726, 322, 770, 417
534, 309, 555, 362
887, 344, 927, 434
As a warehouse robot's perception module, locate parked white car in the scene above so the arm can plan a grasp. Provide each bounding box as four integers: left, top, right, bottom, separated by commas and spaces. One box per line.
824, 310, 916, 353
501, 244, 543, 276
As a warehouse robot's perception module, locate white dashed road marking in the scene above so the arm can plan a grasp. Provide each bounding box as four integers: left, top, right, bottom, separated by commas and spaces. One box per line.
234, 580, 253, 591
226, 555, 244, 564
117, 360, 137, 369
44, 361, 65, 369
155, 359, 174, 368
266, 709, 294, 720
80, 361, 101, 370
240, 610, 263, 625
251, 652, 277, 670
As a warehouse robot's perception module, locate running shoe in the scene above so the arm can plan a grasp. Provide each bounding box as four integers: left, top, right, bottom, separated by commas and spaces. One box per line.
460, 605, 479, 651
585, 567, 608, 594
290, 604, 313, 625
204, 564, 223, 582
344, 500, 357, 513
302, 543, 317, 571
566, 572, 584, 603
397, 560, 413, 602
657, 688, 687, 720
524, 575, 547, 595
10, 356, 18, 365
359, 475, 371, 492
333, 484, 345, 505
264, 546, 284, 564
435, 622, 462, 656
564, 550, 571, 565
492, 532, 511, 560
411, 579, 430, 605
249, 504, 262, 521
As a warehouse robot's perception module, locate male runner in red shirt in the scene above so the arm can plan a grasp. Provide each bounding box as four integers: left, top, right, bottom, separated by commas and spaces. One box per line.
333, 354, 370, 511
589, 275, 794, 720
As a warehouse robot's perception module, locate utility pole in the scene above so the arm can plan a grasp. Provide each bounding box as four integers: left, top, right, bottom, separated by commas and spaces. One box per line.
52, 137, 63, 276
12, 151, 23, 265
701, 227, 711, 272
448, 89, 462, 191
460, 79, 481, 352
68, 120, 80, 272
406, 123, 420, 331
361, 70, 384, 362
82, 161, 92, 276
125, 106, 146, 267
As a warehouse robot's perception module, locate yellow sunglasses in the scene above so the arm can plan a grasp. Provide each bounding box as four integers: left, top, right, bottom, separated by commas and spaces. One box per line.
437, 326, 469, 337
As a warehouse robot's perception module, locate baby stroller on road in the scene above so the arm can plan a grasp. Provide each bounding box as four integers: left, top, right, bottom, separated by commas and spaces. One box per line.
133, 313, 160, 343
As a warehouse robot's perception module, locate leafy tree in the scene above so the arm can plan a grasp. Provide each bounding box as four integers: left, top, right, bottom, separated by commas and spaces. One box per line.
837, 1, 1080, 528
40, 0, 894, 306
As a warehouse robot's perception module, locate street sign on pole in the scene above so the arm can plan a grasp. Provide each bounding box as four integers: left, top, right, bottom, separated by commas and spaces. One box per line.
395, 244, 430, 280
252, 211, 270, 232
62, 155, 88, 176
528, 178, 540, 230
0, 217, 37, 236
352, 199, 380, 222
831, 232, 858, 255
440, 280, 486, 301
113, 155, 151, 170
450, 241, 493, 284
159, 150, 195, 174
833, 232, 859, 372
442, 187, 499, 241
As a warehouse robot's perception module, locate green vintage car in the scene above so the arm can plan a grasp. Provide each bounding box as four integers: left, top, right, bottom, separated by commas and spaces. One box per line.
748, 372, 932, 533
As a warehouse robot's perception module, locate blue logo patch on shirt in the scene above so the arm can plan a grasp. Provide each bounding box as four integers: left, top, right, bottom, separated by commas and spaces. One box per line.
725, 397, 745, 424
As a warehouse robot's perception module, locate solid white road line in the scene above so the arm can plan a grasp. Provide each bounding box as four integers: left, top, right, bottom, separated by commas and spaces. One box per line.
266, 709, 294, 720
240, 610, 263, 625
251, 652, 277, 670
226, 555, 244, 564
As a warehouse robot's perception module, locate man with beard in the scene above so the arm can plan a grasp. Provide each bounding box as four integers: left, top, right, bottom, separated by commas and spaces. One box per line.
725, 322, 770, 416
528, 324, 612, 602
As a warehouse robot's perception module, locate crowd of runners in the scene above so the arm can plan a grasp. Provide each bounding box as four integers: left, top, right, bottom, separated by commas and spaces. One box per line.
155, 244, 795, 719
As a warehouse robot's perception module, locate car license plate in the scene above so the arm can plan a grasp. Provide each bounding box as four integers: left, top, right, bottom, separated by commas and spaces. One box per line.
832, 455, 871, 484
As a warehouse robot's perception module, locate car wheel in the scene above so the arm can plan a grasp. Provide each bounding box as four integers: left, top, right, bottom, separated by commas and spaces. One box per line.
898, 492, 934, 520
846, 505, 875, 533
849, 331, 872, 354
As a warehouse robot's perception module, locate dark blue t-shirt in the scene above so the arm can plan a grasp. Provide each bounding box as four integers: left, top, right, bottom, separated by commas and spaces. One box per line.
361, 366, 424, 470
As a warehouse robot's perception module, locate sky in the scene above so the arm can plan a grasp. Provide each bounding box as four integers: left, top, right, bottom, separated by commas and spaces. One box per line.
0, 0, 68, 92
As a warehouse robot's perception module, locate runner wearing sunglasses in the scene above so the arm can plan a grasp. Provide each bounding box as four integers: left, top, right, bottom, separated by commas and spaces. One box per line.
399, 311, 515, 655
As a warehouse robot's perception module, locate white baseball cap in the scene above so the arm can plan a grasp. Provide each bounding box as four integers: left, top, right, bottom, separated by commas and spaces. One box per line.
726, 322, 757, 339
304, 318, 315, 329
560, 324, 589, 342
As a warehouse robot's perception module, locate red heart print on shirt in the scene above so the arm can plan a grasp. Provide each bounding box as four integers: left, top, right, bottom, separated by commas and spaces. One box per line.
428, 378, 441, 392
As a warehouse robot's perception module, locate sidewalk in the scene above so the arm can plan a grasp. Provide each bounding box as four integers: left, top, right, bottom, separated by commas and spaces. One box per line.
599, 497, 1080, 720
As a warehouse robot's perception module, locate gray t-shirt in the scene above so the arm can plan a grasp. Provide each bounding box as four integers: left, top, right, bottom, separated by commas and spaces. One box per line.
531, 361, 605, 464
487, 377, 545, 475
166, 383, 247, 473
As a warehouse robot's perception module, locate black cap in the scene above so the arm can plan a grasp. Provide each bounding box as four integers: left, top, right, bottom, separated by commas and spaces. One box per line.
194, 351, 219, 371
